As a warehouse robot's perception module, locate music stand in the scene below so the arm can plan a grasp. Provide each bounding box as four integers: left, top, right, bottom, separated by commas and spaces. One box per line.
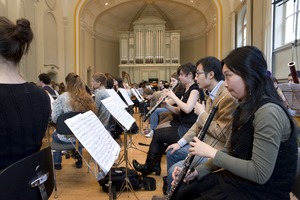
100, 97, 140, 199
118, 125, 139, 200
278, 83, 300, 111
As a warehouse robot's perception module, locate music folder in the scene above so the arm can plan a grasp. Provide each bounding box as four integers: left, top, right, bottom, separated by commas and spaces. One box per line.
64, 111, 120, 178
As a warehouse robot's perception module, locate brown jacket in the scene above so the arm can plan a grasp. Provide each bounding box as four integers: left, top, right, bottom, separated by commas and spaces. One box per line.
182, 83, 237, 150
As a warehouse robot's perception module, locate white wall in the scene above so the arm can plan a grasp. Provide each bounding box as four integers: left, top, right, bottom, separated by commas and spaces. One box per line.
95, 38, 120, 77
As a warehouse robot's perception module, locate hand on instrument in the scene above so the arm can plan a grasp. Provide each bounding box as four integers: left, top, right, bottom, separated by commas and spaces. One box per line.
183, 168, 198, 182
163, 88, 176, 100
189, 137, 218, 159
171, 166, 182, 185
194, 101, 206, 116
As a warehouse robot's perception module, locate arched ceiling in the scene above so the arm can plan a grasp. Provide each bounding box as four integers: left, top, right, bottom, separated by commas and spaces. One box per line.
81, 0, 217, 42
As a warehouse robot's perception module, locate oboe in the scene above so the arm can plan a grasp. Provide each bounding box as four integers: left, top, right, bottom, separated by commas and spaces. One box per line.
166, 93, 228, 200
142, 83, 178, 122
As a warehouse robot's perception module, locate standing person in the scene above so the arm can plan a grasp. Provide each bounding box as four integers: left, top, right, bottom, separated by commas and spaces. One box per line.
172, 46, 298, 200
0, 17, 51, 170
132, 62, 202, 176
52, 73, 97, 170
156, 56, 237, 197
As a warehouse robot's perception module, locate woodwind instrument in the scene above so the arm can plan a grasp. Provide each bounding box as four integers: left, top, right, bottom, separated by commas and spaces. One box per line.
166, 93, 228, 200
142, 83, 178, 122
288, 61, 299, 84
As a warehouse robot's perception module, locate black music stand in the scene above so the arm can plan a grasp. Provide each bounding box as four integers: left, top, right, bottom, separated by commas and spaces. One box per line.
100, 97, 140, 199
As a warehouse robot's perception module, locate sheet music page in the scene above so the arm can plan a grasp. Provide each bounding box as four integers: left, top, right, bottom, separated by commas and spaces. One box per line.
118, 88, 134, 106
101, 96, 135, 131
64, 111, 120, 174
105, 89, 128, 108
278, 83, 300, 110
131, 88, 142, 102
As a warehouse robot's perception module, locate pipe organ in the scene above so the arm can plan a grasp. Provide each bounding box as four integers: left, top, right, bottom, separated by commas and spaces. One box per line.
119, 17, 180, 84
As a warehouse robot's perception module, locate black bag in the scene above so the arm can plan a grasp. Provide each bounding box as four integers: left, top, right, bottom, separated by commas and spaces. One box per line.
98, 167, 142, 192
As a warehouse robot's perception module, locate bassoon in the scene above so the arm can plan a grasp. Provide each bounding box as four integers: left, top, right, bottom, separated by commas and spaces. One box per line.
288, 61, 299, 84
166, 93, 228, 200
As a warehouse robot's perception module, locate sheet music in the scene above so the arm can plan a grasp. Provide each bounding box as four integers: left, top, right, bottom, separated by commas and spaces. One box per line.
118, 88, 134, 106
64, 111, 120, 174
278, 83, 300, 110
101, 96, 135, 131
105, 89, 128, 108
131, 88, 143, 102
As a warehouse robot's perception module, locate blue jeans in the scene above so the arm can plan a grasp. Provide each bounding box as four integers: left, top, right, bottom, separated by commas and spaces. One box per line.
52, 131, 82, 165
167, 155, 208, 191
167, 144, 190, 171
149, 107, 168, 130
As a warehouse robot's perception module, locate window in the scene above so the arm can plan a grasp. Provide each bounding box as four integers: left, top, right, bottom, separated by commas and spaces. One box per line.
273, 0, 300, 49
284, 0, 300, 44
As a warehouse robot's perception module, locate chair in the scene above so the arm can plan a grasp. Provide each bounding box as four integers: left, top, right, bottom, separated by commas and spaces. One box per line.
292, 147, 300, 199
0, 147, 54, 200
50, 112, 83, 155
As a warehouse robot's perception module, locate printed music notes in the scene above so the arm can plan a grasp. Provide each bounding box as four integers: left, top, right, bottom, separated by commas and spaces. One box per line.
101, 96, 136, 131
64, 111, 120, 174
118, 88, 134, 106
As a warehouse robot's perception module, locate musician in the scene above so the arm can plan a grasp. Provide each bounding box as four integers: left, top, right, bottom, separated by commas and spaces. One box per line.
143, 87, 164, 137
91, 72, 114, 132
157, 57, 238, 197
146, 72, 184, 138
132, 62, 203, 176
172, 46, 298, 200
52, 73, 97, 170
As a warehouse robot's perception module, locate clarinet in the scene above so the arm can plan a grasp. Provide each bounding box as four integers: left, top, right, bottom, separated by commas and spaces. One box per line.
166, 93, 228, 200
142, 83, 178, 122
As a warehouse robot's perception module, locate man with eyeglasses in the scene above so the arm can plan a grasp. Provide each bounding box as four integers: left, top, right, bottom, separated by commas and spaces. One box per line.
152, 57, 238, 199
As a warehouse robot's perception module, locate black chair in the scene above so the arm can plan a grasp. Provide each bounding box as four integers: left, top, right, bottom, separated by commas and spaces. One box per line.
50, 112, 83, 159
0, 147, 54, 200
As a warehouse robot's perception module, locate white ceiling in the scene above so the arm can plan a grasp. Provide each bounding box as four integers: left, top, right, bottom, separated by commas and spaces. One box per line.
81, 0, 217, 41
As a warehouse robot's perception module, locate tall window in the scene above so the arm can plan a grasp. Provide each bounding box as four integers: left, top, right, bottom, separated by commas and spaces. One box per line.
285, 0, 300, 44
274, 0, 300, 49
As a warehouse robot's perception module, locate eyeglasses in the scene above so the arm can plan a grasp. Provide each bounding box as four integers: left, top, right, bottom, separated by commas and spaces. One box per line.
196, 71, 206, 76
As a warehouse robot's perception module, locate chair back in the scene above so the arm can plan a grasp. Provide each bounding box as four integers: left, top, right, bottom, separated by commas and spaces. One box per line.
56, 112, 82, 135
292, 147, 300, 199
0, 147, 54, 200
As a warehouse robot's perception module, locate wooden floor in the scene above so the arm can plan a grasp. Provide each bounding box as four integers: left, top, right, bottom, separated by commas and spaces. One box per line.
43, 112, 299, 200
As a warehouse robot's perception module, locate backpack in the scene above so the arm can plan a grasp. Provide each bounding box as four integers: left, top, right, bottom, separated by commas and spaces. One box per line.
98, 167, 142, 193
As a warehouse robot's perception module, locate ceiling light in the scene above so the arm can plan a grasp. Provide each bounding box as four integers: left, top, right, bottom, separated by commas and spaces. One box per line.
105, 2, 108, 6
